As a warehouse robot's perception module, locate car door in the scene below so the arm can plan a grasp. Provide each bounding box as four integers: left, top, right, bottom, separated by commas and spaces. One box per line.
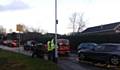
83, 49, 95, 61
82, 45, 97, 60
91, 45, 110, 62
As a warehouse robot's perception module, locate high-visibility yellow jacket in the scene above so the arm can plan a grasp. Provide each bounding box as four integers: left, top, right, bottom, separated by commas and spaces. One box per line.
51, 39, 55, 49
47, 40, 55, 51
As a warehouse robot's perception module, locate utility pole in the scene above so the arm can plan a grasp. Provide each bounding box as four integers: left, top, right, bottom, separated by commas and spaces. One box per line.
55, 0, 58, 63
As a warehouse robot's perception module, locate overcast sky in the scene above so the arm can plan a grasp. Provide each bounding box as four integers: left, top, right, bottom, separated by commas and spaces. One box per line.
0, 0, 120, 34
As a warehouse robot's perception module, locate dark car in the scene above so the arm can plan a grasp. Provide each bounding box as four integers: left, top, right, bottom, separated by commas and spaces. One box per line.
77, 43, 98, 53
78, 43, 120, 66
24, 40, 36, 51
32, 43, 46, 58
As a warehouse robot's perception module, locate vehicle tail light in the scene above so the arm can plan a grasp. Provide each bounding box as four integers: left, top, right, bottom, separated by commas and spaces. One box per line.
12, 42, 17, 47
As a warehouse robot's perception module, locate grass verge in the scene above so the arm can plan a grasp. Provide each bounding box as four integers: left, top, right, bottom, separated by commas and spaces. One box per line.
0, 49, 58, 70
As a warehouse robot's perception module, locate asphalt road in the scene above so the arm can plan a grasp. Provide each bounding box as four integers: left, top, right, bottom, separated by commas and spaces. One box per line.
0, 45, 119, 70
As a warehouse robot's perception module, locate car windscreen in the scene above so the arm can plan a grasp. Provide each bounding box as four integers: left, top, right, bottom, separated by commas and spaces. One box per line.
78, 43, 97, 50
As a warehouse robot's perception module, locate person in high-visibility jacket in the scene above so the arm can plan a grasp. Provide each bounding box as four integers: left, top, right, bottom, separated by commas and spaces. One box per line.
47, 39, 55, 61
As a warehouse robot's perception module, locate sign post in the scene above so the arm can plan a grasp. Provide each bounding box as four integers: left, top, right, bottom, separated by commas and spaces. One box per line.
16, 24, 23, 52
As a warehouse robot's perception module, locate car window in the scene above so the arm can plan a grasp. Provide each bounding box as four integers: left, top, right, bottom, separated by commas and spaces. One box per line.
95, 45, 117, 52
116, 47, 120, 51
80, 44, 88, 49
78, 44, 87, 49
78, 43, 97, 50
111, 45, 120, 51
104, 45, 117, 52
88, 44, 96, 49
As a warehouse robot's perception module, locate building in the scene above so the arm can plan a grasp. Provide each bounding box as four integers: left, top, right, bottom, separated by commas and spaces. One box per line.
82, 22, 120, 35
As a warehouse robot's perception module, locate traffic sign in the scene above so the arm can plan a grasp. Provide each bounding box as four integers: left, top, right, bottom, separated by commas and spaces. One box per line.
16, 24, 23, 32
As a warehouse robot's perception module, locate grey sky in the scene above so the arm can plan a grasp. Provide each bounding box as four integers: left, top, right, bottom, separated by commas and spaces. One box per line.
0, 0, 120, 34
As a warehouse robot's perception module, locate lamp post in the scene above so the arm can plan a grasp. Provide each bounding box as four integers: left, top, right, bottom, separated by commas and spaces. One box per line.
55, 0, 58, 63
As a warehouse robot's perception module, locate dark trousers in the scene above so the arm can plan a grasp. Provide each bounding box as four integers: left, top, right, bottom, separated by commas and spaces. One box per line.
48, 49, 55, 61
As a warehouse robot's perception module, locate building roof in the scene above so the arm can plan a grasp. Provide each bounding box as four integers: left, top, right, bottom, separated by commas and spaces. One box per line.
82, 22, 120, 34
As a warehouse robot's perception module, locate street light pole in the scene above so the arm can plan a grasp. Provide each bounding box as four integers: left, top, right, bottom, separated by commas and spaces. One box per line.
55, 0, 58, 63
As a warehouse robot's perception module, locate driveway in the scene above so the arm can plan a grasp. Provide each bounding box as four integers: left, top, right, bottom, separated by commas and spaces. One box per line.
58, 54, 119, 70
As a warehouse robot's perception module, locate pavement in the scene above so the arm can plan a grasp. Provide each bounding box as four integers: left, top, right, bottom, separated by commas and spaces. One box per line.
0, 45, 32, 56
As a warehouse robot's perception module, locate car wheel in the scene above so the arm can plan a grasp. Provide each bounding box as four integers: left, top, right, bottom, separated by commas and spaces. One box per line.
79, 53, 85, 61
110, 56, 119, 65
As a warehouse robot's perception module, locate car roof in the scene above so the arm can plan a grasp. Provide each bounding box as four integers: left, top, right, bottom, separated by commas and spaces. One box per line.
80, 43, 97, 45
78, 43, 97, 48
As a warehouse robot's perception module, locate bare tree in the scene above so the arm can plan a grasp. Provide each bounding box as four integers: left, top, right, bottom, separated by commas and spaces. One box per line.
0, 25, 6, 34
69, 12, 77, 32
22, 24, 43, 33
30, 27, 40, 32
21, 24, 29, 32
69, 12, 86, 32
9, 29, 13, 33
77, 13, 85, 32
